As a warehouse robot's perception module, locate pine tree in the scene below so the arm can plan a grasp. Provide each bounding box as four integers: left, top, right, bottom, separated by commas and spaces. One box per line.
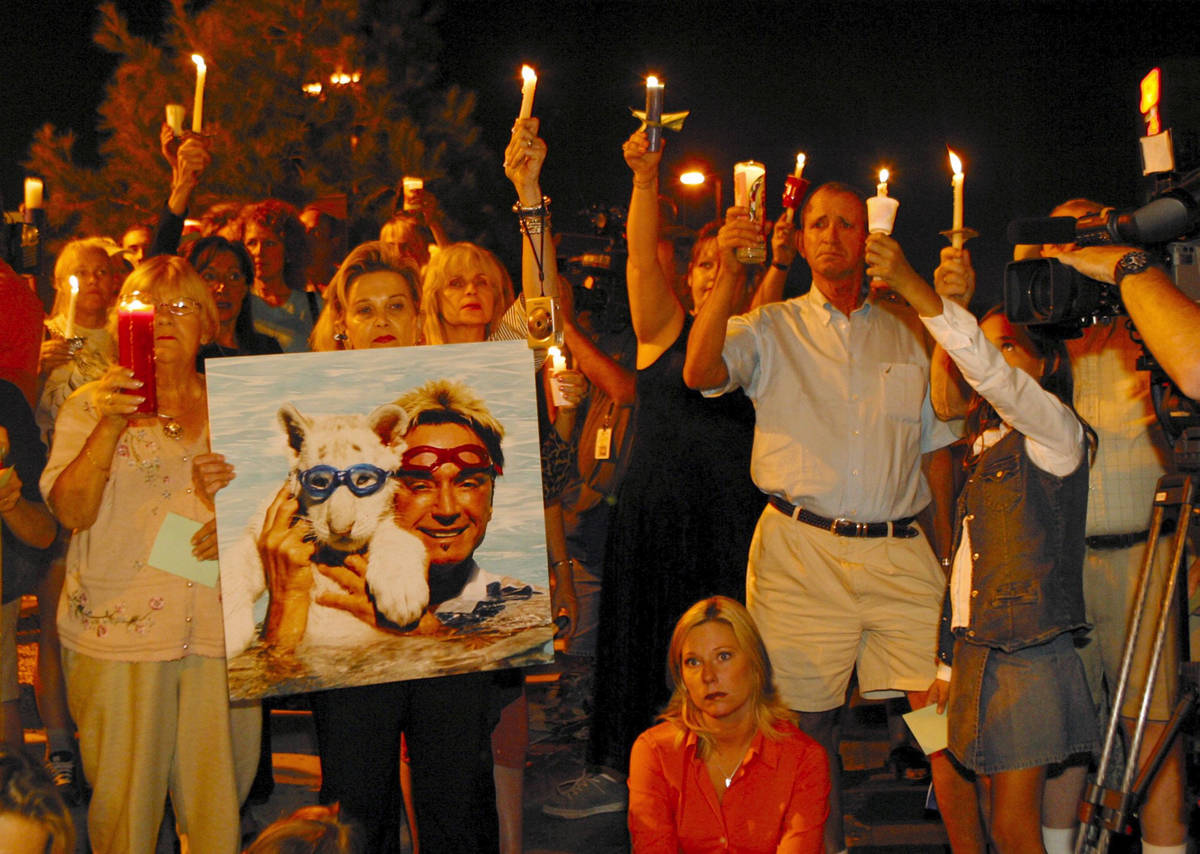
25, 0, 498, 243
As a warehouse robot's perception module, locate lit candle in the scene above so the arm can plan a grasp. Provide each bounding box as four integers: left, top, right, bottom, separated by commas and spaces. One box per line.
64, 276, 79, 339
118, 295, 157, 415
191, 54, 207, 132
518, 65, 537, 120
949, 149, 965, 249
547, 346, 573, 408
24, 178, 43, 210
866, 168, 900, 235
781, 153, 808, 223
645, 75, 664, 152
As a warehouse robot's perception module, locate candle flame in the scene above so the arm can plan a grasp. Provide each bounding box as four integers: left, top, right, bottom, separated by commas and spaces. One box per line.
878, 168, 889, 184
69, 275, 79, 294
948, 149, 963, 176
548, 345, 562, 359
796, 153, 806, 172
191, 54, 206, 72
122, 294, 154, 311
521, 65, 536, 83
646, 75, 661, 88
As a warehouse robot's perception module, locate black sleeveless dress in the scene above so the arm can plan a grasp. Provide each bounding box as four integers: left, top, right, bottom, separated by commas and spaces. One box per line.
587, 315, 765, 771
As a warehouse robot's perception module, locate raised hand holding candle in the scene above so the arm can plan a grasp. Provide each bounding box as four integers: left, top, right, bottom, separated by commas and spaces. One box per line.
949, 149, 965, 248
781, 152, 808, 224
24, 178, 43, 211
118, 295, 157, 415
866, 168, 900, 235
518, 65, 537, 119
547, 346, 574, 408
191, 55, 207, 132
64, 276, 80, 339
645, 76, 664, 152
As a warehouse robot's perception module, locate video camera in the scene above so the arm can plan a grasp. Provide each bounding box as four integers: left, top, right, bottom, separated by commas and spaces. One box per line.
2, 211, 42, 275
1004, 65, 1200, 339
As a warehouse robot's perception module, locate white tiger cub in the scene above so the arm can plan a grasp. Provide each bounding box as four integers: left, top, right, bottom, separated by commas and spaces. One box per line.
222, 402, 430, 654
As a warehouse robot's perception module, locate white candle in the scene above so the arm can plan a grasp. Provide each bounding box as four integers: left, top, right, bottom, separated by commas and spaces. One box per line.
64, 276, 79, 339
518, 65, 537, 119
191, 55, 207, 132
547, 346, 572, 407
793, 153, 806, 179
24, 178, 43, 210
866, 168, 899, 236
949, 150, 964, 249
165, 104, 186, 136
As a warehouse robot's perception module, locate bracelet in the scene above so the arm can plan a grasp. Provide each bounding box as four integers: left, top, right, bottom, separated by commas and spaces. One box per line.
513, 196, 551, 217
519, 214, 551, 236
83, 444, 112, 474
771, 262, 790, 271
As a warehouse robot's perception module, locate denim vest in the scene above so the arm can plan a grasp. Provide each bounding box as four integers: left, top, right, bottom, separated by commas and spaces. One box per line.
938, 429, 1089, 664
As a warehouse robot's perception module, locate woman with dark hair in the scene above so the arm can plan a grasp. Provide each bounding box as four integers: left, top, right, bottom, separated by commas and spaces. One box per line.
240, 200, 317, 352
628, 596, 829, 853
187, 236, 283, 365
866, 236, 1098, 853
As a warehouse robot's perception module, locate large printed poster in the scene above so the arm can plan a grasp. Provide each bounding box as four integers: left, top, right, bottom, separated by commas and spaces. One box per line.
206, 341, 553, 700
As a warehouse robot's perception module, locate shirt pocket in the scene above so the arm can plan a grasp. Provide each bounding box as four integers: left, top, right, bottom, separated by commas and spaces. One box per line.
880, 362, 923, 423
976, 459, 1021, 514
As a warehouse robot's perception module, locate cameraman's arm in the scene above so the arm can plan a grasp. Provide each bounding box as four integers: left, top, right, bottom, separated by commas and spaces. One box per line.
1053, 245, 1200, 398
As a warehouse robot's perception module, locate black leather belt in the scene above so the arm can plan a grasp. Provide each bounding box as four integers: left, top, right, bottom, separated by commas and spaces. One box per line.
768, 495, 918, 538
1085, 518, 1174, 551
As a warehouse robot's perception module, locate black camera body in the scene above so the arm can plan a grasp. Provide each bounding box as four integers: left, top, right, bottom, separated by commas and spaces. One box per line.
1003, 258, 1125, 339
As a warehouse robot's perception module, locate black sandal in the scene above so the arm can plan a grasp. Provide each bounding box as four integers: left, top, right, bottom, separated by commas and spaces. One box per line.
887, 745, 931, 784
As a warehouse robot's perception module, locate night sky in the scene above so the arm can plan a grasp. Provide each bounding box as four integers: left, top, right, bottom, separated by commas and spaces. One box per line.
3, 0, 1196, 300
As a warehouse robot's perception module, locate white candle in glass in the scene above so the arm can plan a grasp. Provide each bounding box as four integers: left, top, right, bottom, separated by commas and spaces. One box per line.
24, 178, 43, 210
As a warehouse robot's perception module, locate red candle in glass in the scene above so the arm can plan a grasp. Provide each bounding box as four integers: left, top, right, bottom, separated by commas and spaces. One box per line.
118, 295, 157, 415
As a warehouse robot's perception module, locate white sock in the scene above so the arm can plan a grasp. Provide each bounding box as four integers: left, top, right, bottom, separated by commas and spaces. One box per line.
1140, 842, 1187, 854
1042, 825, 1075, 854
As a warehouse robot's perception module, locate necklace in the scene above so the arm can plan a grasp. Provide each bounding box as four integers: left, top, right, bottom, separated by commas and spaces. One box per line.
157, 413, 184, 440
713, 743, 750, 789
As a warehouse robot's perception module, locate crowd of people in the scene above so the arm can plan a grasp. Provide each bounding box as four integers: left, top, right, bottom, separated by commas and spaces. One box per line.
1, 99, 1199, 854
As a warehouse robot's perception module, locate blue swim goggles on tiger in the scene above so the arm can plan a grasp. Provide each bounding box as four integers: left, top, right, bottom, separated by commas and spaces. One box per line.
297, 464, 394, 502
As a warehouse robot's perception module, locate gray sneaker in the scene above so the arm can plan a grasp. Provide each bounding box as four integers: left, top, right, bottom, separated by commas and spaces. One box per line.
541, 770, 627, 819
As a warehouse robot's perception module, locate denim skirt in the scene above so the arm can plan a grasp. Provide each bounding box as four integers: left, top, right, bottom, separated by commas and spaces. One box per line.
947, 631, 1099, 774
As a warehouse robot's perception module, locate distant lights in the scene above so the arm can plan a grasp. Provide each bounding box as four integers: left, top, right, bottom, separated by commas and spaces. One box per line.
303, 70, 362, 96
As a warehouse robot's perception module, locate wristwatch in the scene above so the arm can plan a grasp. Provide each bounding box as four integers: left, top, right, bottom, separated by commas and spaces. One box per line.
1113, 250, 1154, 286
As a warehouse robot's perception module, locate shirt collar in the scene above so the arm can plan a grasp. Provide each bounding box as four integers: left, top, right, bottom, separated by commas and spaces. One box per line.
804, 280, 872, 325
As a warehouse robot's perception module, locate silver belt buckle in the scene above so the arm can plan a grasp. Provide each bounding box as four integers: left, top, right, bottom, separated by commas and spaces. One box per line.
831, 517, 849, 535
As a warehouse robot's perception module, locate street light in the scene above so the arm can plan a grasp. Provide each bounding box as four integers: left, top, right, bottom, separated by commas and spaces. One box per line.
678, 170, 722, 223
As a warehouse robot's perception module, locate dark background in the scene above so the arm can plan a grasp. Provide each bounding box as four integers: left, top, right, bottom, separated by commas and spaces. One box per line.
3, 0, 1197, 300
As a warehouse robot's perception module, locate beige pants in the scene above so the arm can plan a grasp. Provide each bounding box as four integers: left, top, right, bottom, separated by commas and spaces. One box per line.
63, 651, 255, 854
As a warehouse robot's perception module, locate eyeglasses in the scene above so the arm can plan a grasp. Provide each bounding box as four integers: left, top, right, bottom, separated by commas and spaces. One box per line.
156, 298, 201, 317
201, 269, 247, 288
298, 464, 393, 502
398, 444, 501, 477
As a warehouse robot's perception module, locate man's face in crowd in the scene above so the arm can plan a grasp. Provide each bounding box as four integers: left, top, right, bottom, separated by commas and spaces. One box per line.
799, 188, 867, 286
393, 421, 495, 567
121, 227, 152, 267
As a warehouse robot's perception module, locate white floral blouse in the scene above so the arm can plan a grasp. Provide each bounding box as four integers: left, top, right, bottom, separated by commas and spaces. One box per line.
40, 382, 227, 661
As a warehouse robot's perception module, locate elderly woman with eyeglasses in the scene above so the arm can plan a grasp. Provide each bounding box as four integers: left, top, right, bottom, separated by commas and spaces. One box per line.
39, 254, 254, 853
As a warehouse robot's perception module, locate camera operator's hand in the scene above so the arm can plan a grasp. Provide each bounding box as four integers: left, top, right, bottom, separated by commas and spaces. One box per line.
504, 117, 546, 206
1041, 243, 1130, 284
933, 247, 976, 307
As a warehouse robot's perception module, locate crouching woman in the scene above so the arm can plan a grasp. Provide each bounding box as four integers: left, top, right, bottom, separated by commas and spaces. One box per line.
628, 596, 829, 854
